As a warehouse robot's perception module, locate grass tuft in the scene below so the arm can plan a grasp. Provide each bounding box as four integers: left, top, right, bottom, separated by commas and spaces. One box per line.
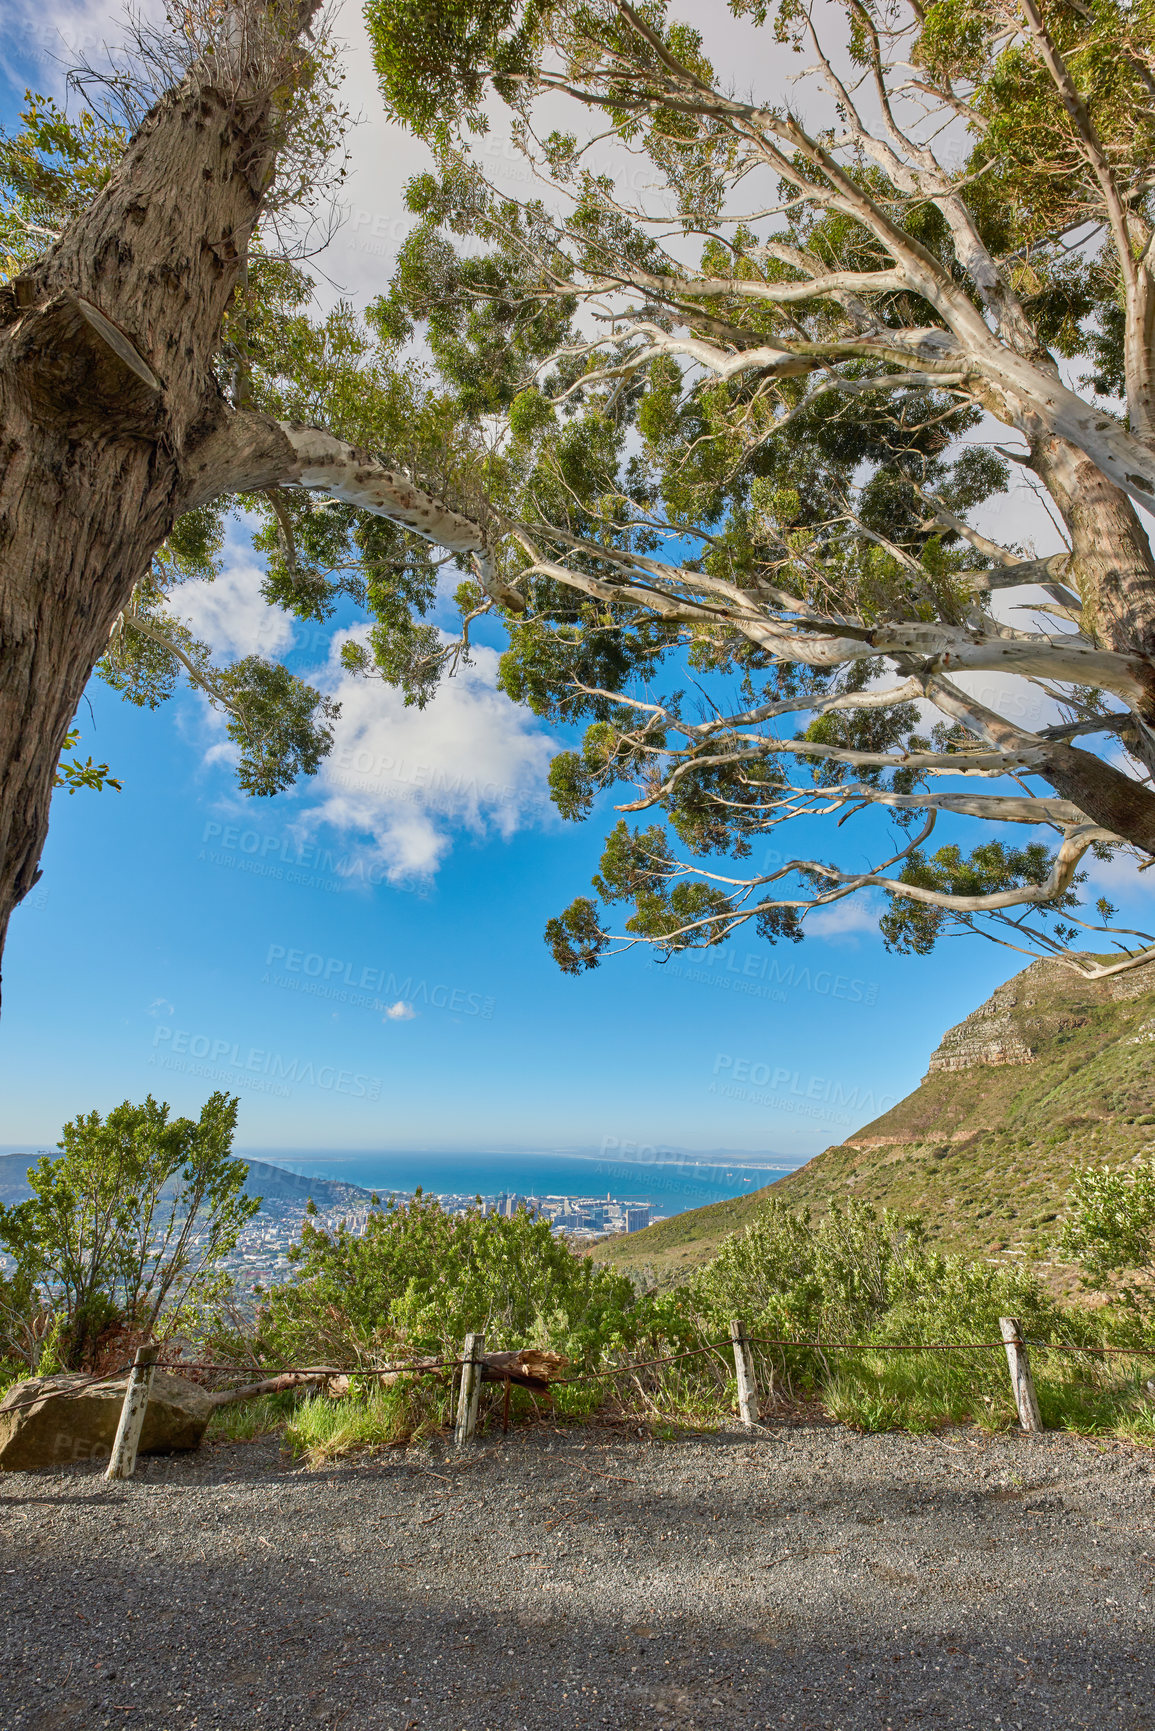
205, 1391, 298, 1444
820, 1352, 999, 1433
816, 1347, 1155, 1440
286, 1380, 449, 1466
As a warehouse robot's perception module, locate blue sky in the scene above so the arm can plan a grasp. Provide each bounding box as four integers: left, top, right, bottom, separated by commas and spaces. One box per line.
4, 565, 1006, 1159
2, 0, 1151, 1166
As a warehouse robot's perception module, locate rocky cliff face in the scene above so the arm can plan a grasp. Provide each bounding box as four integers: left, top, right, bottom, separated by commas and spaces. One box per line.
926, 993, 1036, 1074
925, 957, 1155, 1077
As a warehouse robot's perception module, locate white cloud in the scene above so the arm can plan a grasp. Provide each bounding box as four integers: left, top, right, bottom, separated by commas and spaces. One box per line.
175, 557, 294, 661
383, 1001, 417, 1021
804, 896, 883, 943
1, 0, 132, 95
1083, 844, 1155, 898
301, 630, 558, 883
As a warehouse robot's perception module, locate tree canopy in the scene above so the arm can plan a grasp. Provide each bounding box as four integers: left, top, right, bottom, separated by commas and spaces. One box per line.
4, 0, 1155, 984
359, 0, 1155, 979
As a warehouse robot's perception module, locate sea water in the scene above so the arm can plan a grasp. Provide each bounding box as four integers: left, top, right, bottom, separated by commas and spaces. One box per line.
244, 1148, 796, 1216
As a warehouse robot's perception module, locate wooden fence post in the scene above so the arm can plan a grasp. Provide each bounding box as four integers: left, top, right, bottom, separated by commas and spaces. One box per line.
730, 1318, 759, 1428
105, 1345, 160, 1480
999, 1317, 1042, 1433
455, 1332, 485, 1447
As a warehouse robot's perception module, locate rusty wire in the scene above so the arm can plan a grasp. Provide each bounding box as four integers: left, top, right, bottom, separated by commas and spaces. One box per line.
5, 1332, 1152, 1422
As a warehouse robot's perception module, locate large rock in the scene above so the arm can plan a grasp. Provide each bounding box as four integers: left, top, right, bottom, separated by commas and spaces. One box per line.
0, 1370, 215, 1471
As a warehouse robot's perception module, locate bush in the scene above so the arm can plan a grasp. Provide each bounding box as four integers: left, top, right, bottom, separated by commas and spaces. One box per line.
258, 1190, 643, 1369
205, 1190, 1155, 1455
684, 1198, 1097, 1431
690, 1197, 1070, 1343
0, 1092, 258, 1369
1057, 1159, 1155, 1313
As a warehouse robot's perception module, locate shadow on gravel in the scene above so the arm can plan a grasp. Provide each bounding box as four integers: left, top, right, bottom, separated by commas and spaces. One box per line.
2, 1432, 1153, 1730
4, 1543, 1154, 1730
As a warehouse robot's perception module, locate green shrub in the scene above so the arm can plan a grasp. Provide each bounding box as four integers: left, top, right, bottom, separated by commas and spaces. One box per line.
684, 1197, 1099, 1431
258, 1190, 643, 1369
206, 1190, 1155, 1452
691, 1197, 1073, 1342
1058, 1158, 1155, 1312
0, 1092, 258, 1369
0, 1355, 27, 1396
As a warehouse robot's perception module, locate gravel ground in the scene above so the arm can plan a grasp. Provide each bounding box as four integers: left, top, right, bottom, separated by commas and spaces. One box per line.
2, 1418, 1155, 1730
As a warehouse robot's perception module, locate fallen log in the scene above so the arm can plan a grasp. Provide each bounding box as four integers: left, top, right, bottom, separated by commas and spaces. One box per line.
480, 1349, 568, 1391
207, 1368, 342, 1406
206, 1347, 568, 1406
0, 1347, 571, 1469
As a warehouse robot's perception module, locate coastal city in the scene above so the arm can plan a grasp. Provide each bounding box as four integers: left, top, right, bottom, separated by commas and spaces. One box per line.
221, 1191, 661, 1292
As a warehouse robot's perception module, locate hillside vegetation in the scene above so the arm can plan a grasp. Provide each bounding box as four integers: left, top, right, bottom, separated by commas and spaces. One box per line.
593, 958, 1155, 1285
7, 1082, 1155, 1443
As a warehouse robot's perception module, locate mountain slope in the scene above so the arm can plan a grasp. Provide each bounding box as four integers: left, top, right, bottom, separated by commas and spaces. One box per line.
592, 956, 1155, 1283
0, 1151, 373, 1212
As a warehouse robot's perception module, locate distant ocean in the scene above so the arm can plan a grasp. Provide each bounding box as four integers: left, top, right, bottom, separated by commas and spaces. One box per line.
243, 1149, 798, 1217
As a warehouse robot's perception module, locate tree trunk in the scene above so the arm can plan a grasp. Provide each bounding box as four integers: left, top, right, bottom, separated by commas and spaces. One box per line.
1037, 743, 1155, 855
0, 33, 302, 1004
1032, 435, 1155, 759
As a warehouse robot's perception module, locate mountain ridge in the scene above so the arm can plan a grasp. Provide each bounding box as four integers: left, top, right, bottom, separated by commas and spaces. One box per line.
592, 955, 1155, 1284
0, 1152, 375, 1211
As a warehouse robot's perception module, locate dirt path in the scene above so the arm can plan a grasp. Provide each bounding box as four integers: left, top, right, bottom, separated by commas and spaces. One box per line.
2, 1420, 1154, 1729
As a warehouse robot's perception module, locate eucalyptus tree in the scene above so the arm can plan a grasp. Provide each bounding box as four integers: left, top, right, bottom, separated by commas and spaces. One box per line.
6, 0, 1155, 1005
0, 0, 505, 1002
361, 0, 1155, 978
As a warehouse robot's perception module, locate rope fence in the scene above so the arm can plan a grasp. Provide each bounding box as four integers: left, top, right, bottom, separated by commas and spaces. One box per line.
746, 1337, 1010, 1352
145, 1332, 1155, 1379
5, 1319, 1155, 1475
48, 1332, 1155, 1392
